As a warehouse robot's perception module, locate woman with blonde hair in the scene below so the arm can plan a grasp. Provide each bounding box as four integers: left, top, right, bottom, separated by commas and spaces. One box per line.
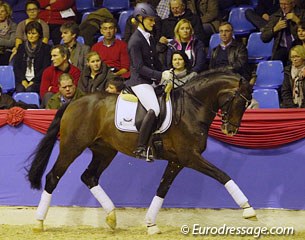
0, 1, 16, 65
166, 18, 206, 73
281, 45, 305, 108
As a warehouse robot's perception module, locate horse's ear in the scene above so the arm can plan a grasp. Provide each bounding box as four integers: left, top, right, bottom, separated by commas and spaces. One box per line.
249, 74, 257, 87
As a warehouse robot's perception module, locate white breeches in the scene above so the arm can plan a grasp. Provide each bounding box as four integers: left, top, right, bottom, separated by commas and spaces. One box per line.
131, 84, 160, 117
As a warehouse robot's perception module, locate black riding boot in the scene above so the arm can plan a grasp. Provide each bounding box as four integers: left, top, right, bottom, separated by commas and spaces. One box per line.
134, 109, 157, 162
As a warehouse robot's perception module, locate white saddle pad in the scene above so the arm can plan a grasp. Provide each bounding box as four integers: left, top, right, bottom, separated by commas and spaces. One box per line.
115, 94, 172, 133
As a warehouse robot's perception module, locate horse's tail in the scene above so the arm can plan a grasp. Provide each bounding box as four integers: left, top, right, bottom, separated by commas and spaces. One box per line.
26, 103, 70, 190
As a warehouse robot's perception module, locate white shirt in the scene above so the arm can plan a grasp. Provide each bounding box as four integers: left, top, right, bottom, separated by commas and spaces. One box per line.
137, 27, 151, 45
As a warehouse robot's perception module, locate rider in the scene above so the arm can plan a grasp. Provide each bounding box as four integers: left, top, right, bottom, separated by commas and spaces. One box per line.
125, 3, 170, 161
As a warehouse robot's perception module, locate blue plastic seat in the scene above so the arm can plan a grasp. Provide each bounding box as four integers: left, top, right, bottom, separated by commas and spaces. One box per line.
207, 33, 221, 58
13, 92, 40, 108
81, 11, 91, 22
76, 0, 95, 12
252, 89, 280, 108
228, 7, 256, 37
102, 0, 130, 13
0, 66, 15, 93
117, 9, 134, 39
250, 0, 258, 8
254, 61, 284, 89
247, 32, 274, 64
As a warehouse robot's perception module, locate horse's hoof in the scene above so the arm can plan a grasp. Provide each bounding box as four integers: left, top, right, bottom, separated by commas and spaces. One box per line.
147, 225, 161, 235
32, 220, 44, 232
243, 207, 257, 220
106, 210, 117, 230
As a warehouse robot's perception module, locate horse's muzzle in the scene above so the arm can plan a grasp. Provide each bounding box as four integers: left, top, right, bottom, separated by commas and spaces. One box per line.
221, 123, 239, 136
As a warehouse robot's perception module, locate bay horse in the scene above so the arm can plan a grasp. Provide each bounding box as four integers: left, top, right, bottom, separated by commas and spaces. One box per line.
27, 70, 256, 235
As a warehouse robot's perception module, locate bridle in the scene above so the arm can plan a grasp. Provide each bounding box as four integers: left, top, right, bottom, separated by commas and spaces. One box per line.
215, 90, 252, 128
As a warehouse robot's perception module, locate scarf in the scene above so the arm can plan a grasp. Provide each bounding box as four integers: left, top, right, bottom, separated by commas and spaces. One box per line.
24, 39, 42, 69
291, 65, 305, 107
0, 19, 9, 36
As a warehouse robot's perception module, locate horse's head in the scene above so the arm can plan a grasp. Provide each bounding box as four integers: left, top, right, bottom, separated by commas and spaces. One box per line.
218, 78, 253, 136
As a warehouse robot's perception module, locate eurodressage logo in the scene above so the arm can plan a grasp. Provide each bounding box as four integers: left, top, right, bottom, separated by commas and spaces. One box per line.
180, 224, 294, 238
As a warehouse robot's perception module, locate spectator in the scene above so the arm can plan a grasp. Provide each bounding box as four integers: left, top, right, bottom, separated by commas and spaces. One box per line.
105, 76, 125, 94
187, 0, 220, 45
79, 8, 113, 47
209, 22, 251, 81
38, 0, 77, 45
261, 0, 305, 66
245, 0, 280, 31
159, 0, 206, 46
78, 51, 115, 93
46, 73, 84, 109
13, 0, 49, 54
293, 20, 305, 46
281, 45, 305, 107
92, 18, 130, 79
0, 1, 16, 65
13, 21, 51, 93
60, 21, 90, 72
166, 18, 206, 73
163, 50, 197, 88
40, 44, 80, 107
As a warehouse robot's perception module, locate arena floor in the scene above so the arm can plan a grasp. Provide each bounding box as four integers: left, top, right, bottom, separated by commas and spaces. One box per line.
0, 207, 304, 239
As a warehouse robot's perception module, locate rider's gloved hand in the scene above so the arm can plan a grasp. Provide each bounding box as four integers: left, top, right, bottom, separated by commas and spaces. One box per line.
161, 69, 173, 85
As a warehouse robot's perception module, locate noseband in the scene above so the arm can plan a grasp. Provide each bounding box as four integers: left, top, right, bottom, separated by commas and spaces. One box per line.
215, 90, 252, 128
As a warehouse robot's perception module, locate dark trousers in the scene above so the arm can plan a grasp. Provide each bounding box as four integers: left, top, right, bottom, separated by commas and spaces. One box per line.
245, 9, 268, 30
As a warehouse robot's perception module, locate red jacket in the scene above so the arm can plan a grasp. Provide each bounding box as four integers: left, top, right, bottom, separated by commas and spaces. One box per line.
40, 64, 81, 98
38, 0, 77, 25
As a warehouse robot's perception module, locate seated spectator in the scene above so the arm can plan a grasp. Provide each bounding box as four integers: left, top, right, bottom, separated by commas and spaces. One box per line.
163, 50, 197, 88
245, 0, 280, 31
187, 0, 220, 45
261, 0, 305, 66
105, 76, 125, 94
0, 2, 16, 65
281, 45, 305, 108
209, 22, 251, 81
92, 18, 130, 79
159, 0, 206, 46
166, 18, 206, 73
13, 21, 51, 93
38, 0, 77, 45
79, 8, 113, 47
40, 44, 81, 107
293, 20, 305, 47
13, 0, 49, 54
78, 51, 115, 93
46, 73, 84, 109
60, 21, 90, 71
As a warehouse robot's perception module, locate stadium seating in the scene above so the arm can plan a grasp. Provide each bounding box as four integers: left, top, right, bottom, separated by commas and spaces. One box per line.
207, 33, 221, 58
253, 88, 280, 108
0, 66, 15, 94
76, 0, 95, 13
228, 7, 256, 37
247, 32, 274, 64
117, 9, 134, 39
13, 92, 40, 108
102, 0, 130, 13
254, 61, 284, 89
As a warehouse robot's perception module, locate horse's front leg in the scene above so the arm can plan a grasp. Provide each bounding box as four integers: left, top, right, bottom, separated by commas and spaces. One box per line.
145, 161, 183, 235
185, 152, 256, 219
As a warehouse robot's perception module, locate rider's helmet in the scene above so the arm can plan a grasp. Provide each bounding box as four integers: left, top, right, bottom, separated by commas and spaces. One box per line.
133, 3, 157, 18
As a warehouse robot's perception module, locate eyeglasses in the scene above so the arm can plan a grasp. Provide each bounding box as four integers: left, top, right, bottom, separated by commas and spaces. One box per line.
26, 8, 38, 12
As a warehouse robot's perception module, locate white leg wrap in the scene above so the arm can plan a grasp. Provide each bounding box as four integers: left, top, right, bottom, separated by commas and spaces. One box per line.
145, 196, 164, 226
225, 180, 248, 208
36, 190, 52, 220
90, 185, 115, 214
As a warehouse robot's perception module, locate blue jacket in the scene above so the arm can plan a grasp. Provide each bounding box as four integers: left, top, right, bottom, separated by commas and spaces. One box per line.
126, 29, 163, 87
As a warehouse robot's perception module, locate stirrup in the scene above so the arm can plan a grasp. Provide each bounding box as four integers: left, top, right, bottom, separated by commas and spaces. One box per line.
134, 146, 154, 162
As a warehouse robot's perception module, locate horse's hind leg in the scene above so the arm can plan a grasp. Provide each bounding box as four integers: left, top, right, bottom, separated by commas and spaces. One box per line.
185, 152, 256, 219
145, 161, 183, 235
80, 142, 118, 229
34, 145, 86, 231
